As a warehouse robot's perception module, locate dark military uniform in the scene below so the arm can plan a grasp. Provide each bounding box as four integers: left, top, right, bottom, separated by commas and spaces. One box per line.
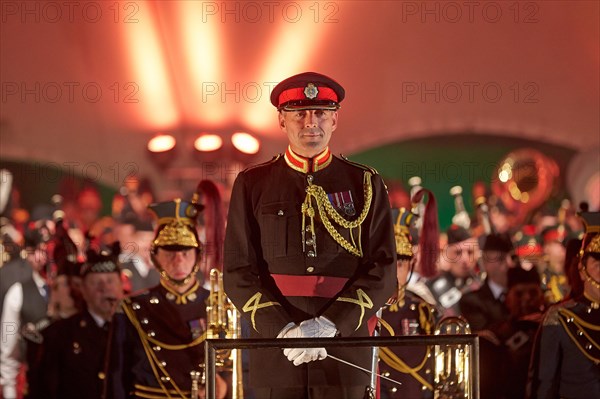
379, 289, 437, 399
37, 310, 111, 399
223, 149, 397, 393
110, 281, 209, 399
528, 296, 600, 398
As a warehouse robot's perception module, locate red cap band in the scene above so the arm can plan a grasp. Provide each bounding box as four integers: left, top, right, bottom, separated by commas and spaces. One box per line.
278, 86, 338, 107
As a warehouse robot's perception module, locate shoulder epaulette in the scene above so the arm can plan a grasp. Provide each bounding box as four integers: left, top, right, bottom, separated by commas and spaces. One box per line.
242, 154, 282, 173
338, 154, 378, 174
542, 299, 575, 326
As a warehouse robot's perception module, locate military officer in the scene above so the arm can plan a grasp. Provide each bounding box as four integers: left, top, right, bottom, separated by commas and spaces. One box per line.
36, 242, 124, 399
223, 72, 397, 399
528, 211, 600, 399
109, 199, 227, 399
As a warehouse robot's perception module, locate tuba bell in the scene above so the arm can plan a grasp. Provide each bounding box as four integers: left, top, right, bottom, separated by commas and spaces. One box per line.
434, 316, 473, 399
207, 268, 244, 399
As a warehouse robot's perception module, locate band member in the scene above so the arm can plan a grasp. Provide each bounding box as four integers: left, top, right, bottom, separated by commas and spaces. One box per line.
528, 211, 600, 399
1, 223, 51, 399
109, 199, 226, 399
539, 224, 570, 304
494, 266, 545, 399
459, 233, 514, 399
36, 243, 124, 399
428, 225, 481, 317
379, 189, 439, 399
223, 72, 397, 398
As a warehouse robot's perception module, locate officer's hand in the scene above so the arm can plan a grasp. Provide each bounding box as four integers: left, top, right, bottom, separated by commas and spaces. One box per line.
278, 317, 337, 365
285, 347, 328, 366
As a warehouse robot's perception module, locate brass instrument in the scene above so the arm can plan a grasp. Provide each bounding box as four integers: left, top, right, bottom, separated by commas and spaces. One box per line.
190, 370, 201, 398
450, 186, 471, 230
434, 316, 473, 399
492, 148, 559, 226
206, 268, 244, 399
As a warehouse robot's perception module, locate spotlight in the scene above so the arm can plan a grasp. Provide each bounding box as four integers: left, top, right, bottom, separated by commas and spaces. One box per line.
231, 132, 260, 155
147, 133, 177, 169
194, 134, 223, 152
148, 134, 176, 153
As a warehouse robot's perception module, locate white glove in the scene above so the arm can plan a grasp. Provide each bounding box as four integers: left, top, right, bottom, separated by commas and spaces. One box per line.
278, 317, 337, 366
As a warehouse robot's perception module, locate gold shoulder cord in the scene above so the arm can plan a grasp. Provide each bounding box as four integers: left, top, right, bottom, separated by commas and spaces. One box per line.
302, 171, 373, 257
558, 308, 600, 364
122, 301, 207, 398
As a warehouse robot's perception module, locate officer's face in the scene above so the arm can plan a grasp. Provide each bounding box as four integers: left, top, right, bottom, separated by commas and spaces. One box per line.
279, 109, 338, 157
155, 248, 197, 281
81, 272, 123, 320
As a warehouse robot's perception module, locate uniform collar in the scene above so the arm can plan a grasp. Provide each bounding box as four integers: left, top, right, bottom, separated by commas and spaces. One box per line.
284, 146, 332, 174
160, 279, 200, 305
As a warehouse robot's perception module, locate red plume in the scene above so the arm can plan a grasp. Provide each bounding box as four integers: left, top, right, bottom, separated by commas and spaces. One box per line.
195, 180, 226, 282
412, 188, 439, 278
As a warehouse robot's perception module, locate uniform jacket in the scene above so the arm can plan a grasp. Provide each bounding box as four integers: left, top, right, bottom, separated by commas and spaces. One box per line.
459, 279, 508, 332
109, 281, 209, 399
379, 289, 437, 399
528, 295, 600, 399
36, 310, 110, 399
223, 150, 397, 388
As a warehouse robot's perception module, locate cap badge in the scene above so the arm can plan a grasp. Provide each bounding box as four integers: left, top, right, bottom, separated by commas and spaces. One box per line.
304, 83, 319, 99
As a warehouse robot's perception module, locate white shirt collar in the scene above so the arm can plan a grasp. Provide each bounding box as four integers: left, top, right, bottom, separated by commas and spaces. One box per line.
487, 279, 505, 300
87, 309, 108, 328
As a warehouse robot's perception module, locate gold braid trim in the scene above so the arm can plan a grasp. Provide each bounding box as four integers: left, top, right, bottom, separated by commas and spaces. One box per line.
160, 280, 200, 305
241, 292, 281, 332
302, 171, 373, 257
379, 317, 396, 336
558, 308, 600, 365
379, 347, 433, 390
122, 302, 192, 398
419, 302, 435, 335
336, 289, 373, 330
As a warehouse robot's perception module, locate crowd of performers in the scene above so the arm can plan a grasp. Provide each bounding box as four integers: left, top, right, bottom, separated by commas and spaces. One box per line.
0, 170, 598, 399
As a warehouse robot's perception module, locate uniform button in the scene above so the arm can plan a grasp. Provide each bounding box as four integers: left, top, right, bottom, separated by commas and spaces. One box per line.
150, 297, 160, 304
98, 372, 106, 380
305, 238, 314, 246
148, 331, 156, 337
307, 175, 314, 183
153, 346, 161, 351
161, 361, 167, 367
132, 303, 141, 310
306, 266, 314, 273
160, 376, 171, 382
277, 210, 284, 216
307, 251, 316, 258
141, 318, 149, 325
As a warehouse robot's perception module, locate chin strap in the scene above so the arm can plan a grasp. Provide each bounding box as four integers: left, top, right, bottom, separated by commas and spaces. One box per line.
151, 252, 201, 287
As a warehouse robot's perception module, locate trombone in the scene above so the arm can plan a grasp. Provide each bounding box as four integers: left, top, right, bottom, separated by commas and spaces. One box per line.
206, 268, 244, 399
434, 316, 473, 399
